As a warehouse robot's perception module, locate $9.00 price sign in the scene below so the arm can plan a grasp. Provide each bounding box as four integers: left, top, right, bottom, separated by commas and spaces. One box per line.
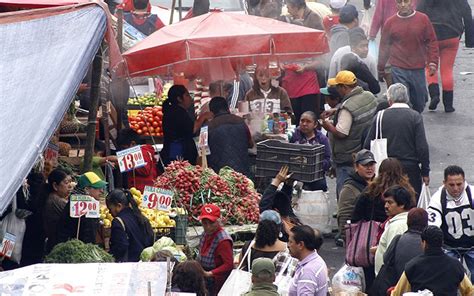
117, 145, 146, 173
0, 233, 16, 258
142, 186, 174, 211
70, 194, 100, 218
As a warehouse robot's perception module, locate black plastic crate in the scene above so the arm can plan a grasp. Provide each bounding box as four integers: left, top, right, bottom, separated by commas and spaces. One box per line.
256, 140, 325, 182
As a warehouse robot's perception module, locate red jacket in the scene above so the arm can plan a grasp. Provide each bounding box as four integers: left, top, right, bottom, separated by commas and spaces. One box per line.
127, 144, 158, 192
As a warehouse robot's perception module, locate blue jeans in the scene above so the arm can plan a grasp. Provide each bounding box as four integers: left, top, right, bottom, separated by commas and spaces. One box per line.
391, 66, 428, 113
335, 165, 353, 200
446, 249, 474, 282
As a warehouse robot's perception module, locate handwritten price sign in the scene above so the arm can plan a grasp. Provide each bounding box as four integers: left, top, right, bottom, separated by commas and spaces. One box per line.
0, 233, 16, 258
70, 195, 100, 218
142, 186, 174, 211
44, 142, 59, 165
117, 146, 146, 173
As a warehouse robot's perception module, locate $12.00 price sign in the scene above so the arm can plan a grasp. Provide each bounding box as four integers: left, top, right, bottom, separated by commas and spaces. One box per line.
142, 186, 174, 211
70, 194, 100, 218
116, 145, 146, 173
0, 233, 16, 258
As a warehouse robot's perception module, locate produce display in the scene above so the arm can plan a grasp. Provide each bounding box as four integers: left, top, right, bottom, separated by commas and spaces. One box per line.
100, 187, 181, 229
127, 93, 158, 106
154, 161, 260, 225
128, 106, 164, 137
140, 237, 187, 262
45, 239, 115, 263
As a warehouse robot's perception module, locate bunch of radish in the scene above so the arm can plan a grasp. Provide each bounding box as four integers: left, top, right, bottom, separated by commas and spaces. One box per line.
155, 161, 260, 225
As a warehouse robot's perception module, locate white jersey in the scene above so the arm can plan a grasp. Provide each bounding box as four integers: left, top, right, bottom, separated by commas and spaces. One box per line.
427, 183, 474, 248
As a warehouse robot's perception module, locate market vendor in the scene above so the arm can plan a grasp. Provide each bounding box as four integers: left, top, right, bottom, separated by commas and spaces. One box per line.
208, 96, 253, 177
106, 189, 154, 262
117, 128, 158, 192
244, 66, 293, 114
197, 204, 233, 295
161, 85, 213, 166
56, 172, 107, 246
123, 0, 165, 36
259, 166, 302, 242
289, 111, 331, 191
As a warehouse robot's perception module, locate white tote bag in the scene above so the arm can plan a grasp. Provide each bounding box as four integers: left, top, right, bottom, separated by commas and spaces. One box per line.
370, 110, 388, 175
417, 184, 431, 209
218, 241, 254, 296
274, 251, 295, 296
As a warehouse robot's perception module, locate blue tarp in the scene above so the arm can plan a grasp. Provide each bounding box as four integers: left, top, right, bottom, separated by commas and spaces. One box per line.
0, 5, 107, 214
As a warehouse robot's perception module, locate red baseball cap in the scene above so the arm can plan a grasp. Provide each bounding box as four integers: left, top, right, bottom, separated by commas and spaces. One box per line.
198, 204, 221, 222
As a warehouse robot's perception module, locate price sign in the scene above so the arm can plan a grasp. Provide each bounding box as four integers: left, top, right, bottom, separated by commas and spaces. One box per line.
142, 186, 174, 211
197, 126, 211, 156
117, 145, 146, 173
44, 142, 59, 165
249, 99, 280, 114
0, 233, 16, 258
70, 194, 100, 218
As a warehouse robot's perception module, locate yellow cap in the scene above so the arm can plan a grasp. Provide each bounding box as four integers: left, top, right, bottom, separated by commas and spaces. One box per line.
327, 70, 357, 86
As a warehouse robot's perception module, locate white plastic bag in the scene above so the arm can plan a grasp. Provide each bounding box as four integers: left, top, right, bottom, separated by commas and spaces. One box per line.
293, 190, 331, 234
403, 290, 434, 296
417, 184, 431, 209
331, 264, 365, 293
370, 110, 388, 176
0, 196, 26, 264
360, 7, 374, 37
218, 241, 253, 296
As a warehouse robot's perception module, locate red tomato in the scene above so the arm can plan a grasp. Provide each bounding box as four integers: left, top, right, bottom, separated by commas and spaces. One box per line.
152, 121, 159, 128
138, 121, 145, 128
137, 129, 143, 135
149, 127, 155, 133
147, 117, 154, 123
142, 126, 148, 132
144, 132, 150, 136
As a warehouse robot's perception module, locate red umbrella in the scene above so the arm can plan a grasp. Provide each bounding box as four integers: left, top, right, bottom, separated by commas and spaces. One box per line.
122, 11, 329, 81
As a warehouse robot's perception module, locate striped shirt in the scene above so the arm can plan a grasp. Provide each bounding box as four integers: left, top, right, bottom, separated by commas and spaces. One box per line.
288, 251, 328, 296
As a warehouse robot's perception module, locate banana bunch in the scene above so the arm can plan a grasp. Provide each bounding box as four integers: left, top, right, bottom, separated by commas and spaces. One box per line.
100, 206, 113, 228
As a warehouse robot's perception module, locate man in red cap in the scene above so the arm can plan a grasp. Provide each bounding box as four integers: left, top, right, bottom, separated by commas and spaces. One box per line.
197, 204, 233, 295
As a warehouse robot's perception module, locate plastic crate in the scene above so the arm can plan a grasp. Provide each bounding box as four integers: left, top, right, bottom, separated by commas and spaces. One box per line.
172, 215, 188, 245
256, 139, 325, 182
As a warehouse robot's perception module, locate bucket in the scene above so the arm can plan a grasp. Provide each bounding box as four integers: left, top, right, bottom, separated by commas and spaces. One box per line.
293, 190, 331, 234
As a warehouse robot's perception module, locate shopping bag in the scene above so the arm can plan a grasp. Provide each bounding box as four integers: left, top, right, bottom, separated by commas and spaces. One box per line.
345, 220, 381, 268
370, 110, 388, 176
0, 195, 26, 264
273, 250, 295, 296
417, 184, 431, 209
332, 264, 366, 293
218, 241, 254, 296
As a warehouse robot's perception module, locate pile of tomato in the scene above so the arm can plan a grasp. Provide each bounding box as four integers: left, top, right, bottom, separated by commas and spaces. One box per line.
128, 106, 164, 137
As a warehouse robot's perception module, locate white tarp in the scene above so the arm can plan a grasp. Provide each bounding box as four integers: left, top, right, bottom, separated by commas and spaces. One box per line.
0, 5, 106, 214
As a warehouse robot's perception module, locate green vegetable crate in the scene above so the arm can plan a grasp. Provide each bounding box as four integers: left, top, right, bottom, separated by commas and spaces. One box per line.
172, 215, 188, 245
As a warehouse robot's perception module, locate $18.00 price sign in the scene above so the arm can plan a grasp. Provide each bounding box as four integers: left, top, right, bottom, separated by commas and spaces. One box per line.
0, 233, 16, 258
70, 194, 100, 218
142, 186, 174, 211
116, 145, 146, 173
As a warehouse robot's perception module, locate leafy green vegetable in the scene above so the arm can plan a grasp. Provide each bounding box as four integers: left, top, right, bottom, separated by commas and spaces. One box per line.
140, 247, 155, 262
45, 239, 114, 263
152, 237, 176, 252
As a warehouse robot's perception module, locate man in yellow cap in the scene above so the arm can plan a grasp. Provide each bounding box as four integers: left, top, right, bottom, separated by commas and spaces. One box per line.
55, 172, 107, 247
320, 70, 377, 199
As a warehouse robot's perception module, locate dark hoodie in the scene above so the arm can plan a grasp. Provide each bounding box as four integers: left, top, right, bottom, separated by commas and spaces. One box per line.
417, 0, 473, 47
337, 171, 369, 235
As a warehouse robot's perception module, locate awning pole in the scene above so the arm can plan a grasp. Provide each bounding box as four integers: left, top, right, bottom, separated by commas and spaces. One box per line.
82, 46, 103, 173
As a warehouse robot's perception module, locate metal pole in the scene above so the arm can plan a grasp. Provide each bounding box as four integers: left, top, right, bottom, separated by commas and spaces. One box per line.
170, 0, 176, 24
82, 46, 103, 173
117, 8, 124, 53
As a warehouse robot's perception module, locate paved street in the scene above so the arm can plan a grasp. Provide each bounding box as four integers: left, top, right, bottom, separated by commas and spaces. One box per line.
317, 0, 474, 278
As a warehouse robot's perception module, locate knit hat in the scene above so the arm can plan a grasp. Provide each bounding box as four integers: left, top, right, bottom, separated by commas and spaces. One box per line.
339, 4, 358, 24
329, 0, 347, 9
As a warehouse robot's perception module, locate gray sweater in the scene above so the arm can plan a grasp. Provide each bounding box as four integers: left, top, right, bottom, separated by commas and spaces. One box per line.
363, 105, 430, 176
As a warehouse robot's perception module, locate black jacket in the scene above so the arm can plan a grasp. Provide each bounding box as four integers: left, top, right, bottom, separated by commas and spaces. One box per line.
340, 53, 381, 95
417, 0, 473, 46
56, 200, 99, 246
404, 248, 466, 296
351, 192, 387, 223
364, 107, 430, 176
109, 208, 154, 262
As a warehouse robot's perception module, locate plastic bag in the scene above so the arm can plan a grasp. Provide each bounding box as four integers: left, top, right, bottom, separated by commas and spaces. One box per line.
332, 264, 365, 293
403, 290, 434, 296
360, 7, 374, 37
293, 190, 331, 234
417, 184, 431, 209
0, 196, 26, 264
